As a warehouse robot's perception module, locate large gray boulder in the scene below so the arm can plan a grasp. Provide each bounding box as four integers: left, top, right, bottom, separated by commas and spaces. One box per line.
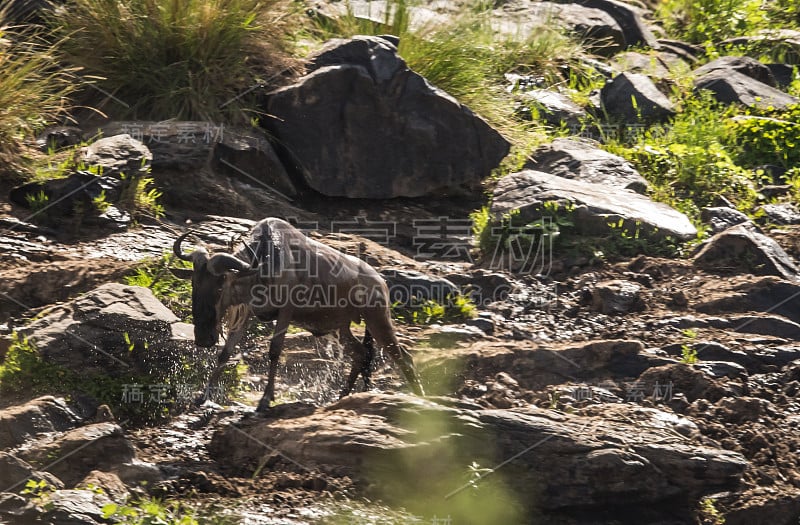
379, 268, 460, 306
16, 423, 135, 487
758, 203, 800, 225
600, 72, 676, 122
263, 36, 509, 199
491, 170, 697, 240
524, 137, 649, 193
16, 283, 198, 378
518, 90, 587, 128
570, 0, 659, 49
492, 0, 625, 55
693, 70, 799, 110
0, 453, 64, 492
693, 56, 778, 87
39, 489, 114, 525
700, 206, 751, 234
97, 122, 297, 198
693, 223, 800, 281
0, 396, 81, 450
79, 134, 152, 178
210, 393, 746, 518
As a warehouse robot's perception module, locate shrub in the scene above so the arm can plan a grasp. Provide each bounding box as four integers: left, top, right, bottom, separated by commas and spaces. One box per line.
0, 18, 76, 178
471, 204, 571, 265
606, 95, 762, 223
0, 331, 241, 424
659, 0, 770, 43
726, 104, 800, 171
393, 294, 477, 325
53, 0, 298, 122
102, 498, 199, 525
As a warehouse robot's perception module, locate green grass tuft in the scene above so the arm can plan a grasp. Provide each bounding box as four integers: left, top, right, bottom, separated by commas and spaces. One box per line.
0, 17, 76, 179
53, 0, 299, 122
124, 253, 193, 321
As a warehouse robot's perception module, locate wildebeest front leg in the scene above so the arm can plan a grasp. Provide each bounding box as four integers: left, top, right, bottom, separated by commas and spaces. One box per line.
196, 327, 246, 405
257, 310, 291, 412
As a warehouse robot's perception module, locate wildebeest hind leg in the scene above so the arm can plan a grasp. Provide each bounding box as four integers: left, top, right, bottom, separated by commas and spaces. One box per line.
363, 310, 424, 396
339, 326, 371, 398
361, 329, 375, 390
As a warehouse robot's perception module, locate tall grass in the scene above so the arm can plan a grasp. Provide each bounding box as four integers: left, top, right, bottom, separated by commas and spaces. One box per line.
0, 15, 76, 178
54, 0, 299, 122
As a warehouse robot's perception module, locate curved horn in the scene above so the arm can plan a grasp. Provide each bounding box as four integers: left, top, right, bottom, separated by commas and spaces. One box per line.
207, 253, 251, 276
173, 231, 194, 262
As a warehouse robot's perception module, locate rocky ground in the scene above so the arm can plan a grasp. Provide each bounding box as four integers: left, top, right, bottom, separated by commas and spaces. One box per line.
3, 190, 800, 523
2, 1, 800, 523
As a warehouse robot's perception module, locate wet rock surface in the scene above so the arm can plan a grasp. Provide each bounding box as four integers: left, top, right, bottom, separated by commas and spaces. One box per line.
4, 0, 800, 518
15, 283, 197, 377
1, 224, 800, 523
211, 392, 746, 519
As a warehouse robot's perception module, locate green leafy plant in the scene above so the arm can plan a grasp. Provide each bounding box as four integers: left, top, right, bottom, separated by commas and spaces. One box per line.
698, 497, 725, 525
0, 333, 70, 395
124, 253, 193, 321
393, 294, 477, 325
606, 95, 763, 224
680, 344, 699, 365
117, 172, 165, 220
726, 104, 800, 170
24, 190, 50, 218
472, 204, 571, 265
0, 330, 241, 423
20, 479, 56, 503
92, 190, 111, 213
470, 205, 494, 256
465, 461, 494, 494
659, 0, 770, 44
603, 219, 681, 258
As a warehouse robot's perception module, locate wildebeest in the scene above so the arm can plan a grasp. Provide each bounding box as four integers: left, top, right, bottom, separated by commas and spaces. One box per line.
171, 217, 424, 412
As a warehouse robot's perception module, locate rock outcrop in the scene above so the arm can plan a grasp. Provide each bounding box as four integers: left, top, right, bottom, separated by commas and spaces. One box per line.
211, 393, 746, 519
263, 36, 509, 198
694, 70, 799, 110
16, 283, 199, 378
600, 72, 676, 122
525, 137, 649, 193
491, 170, 697, 240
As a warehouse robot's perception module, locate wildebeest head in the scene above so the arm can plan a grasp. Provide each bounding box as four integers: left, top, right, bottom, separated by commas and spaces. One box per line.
171, 232, 251, 348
